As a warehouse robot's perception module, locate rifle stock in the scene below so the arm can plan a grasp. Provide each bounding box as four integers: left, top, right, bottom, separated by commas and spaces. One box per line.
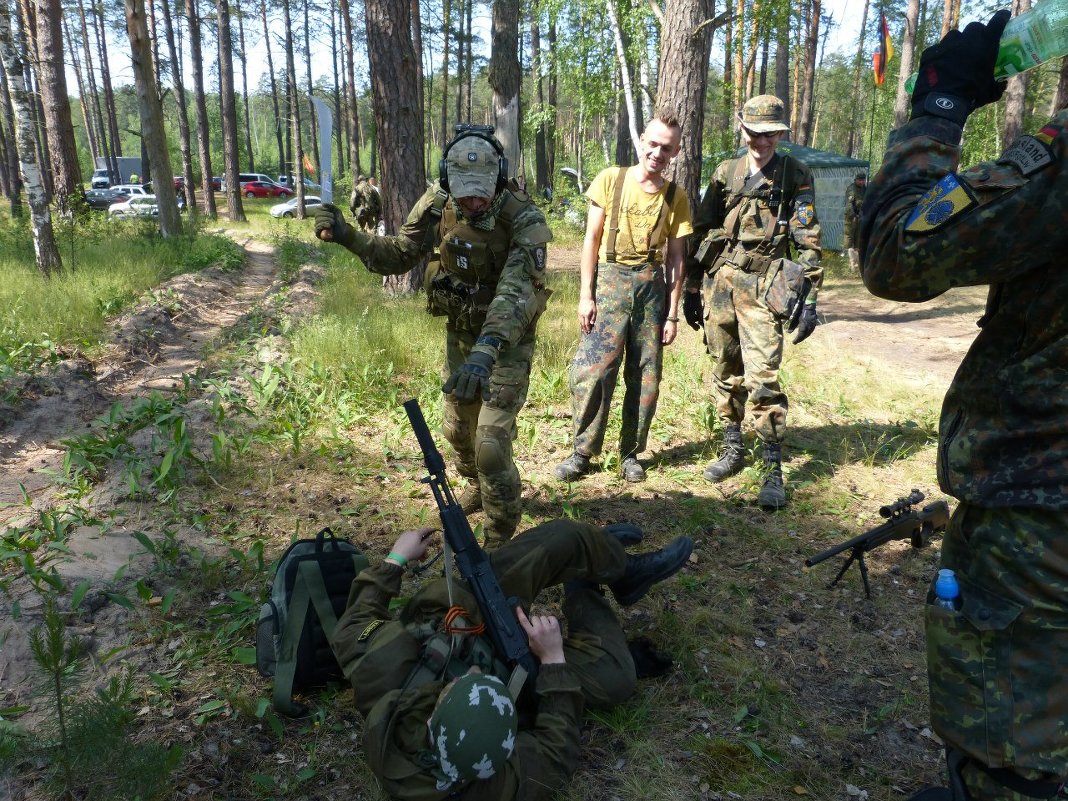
804, 491, 950, 598
403, 399, 538, 688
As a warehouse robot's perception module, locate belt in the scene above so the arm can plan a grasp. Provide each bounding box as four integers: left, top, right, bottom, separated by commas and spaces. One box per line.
603, 260, 662, 272
721, 249, 774, 275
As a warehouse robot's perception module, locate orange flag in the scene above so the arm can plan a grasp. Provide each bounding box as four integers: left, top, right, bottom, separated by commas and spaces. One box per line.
302, 153, 316, 176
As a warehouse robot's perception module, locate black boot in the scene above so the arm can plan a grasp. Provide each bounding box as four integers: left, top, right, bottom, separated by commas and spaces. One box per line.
757, 442, 787, 510
703, 423, 746, 482
603, 522, 644, 546
610, 537, 694, 606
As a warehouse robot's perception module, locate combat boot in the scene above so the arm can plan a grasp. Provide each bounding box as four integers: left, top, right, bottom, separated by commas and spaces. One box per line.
610, 536, 694, 606
757, 442, 787, 510
621, 456, 646, 483
703, 423, 746, 483
553, 452, 592, 482
457, 483, 482, 514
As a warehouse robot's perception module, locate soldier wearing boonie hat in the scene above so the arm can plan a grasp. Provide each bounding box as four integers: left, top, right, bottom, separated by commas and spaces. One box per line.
313, 126, 553, 547
737, 94, 792, 133
685, 93, 823, 510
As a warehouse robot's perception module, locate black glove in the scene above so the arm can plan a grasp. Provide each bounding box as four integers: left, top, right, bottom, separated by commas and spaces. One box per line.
313, 203, 356, 246
790, 304, 818, 345
442, 346, 496, 402
683, 290, 704, 331
911, 10, 1011, 125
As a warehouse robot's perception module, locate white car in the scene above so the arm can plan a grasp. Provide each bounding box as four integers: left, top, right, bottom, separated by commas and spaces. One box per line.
109, 195, 159, 218
270, 195, 322, 218
110, 183, 152, 198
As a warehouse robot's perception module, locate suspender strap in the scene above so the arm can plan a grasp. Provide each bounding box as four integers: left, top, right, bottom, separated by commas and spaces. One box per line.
604, 166, 628, 264
420, 189, 449, 255
645, 181, 677, 263
273, 561, 340, 716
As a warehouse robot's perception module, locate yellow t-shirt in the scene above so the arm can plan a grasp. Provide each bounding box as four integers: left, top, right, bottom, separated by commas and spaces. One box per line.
587, 166, 694, 266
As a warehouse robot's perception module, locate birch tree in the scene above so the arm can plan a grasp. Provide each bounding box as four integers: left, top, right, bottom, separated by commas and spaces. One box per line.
33, 0, 81, 213
0, 0, 59, 274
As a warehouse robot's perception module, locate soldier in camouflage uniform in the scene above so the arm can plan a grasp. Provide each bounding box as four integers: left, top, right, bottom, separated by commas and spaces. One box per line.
553, 112, 693, 485
331, 521, 694, 800
860, 12, 1068, 801
685, 95, 822, 509
349, 174, 382, 232
842, 172, 866, 273
315, 127, 552, 546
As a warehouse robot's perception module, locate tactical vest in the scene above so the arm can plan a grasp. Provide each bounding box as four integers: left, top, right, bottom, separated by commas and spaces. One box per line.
402, 614, 510, 691
423, 187, 533, 329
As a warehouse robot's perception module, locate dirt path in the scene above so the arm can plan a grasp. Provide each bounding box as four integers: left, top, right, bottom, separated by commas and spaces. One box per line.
0, 235, 286, 711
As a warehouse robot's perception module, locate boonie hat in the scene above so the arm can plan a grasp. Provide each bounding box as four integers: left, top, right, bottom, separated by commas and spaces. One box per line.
447, 136, 501, 199
739, 94, 791, 133
428, 673, 517, 789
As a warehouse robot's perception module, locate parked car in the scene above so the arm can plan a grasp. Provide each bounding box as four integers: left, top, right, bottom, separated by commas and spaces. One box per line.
84, 187, 128, 211
276, 174, 321, 191
110, 183, 152, 199
269, 195, 322, 218
241, 181, 291, 199
173, 176, 185, 192
108, 195, 159, 218
212, 176, 223, 191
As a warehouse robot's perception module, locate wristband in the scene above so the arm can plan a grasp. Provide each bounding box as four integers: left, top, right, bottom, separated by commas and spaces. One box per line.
386, 552, 408, 567
666, 316, 679, 323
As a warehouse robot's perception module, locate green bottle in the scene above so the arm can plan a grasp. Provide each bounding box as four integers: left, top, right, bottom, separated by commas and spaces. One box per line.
905, 0, 1068, 93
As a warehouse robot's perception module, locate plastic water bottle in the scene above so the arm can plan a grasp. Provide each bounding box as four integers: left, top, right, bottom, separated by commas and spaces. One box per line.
905, 0, 1068, 92
933, 568, 961, 610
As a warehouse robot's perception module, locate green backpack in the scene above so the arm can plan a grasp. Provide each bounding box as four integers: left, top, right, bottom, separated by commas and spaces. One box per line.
255, 528, 368, 716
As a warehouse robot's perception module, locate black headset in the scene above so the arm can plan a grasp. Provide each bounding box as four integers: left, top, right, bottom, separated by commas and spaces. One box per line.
438, 124, 509, 195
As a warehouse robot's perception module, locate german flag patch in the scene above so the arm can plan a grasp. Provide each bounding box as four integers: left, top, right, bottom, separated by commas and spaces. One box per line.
905, 174, 976, 234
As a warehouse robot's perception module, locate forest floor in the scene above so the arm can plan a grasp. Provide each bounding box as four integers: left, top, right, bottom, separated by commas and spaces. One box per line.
0, 238, 992, 801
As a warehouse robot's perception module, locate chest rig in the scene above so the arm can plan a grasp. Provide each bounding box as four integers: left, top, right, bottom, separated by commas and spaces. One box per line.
719, 154, 800, 274
437, 192, 524, 285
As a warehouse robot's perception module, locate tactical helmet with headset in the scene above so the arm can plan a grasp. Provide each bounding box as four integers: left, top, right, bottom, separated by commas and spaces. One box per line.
438, 124, 509, 196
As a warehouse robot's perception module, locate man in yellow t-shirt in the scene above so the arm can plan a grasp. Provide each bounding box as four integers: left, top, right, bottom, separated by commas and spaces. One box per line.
553, 111, 693, 484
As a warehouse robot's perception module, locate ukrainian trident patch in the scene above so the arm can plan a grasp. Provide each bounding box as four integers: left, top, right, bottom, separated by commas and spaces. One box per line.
905, 173, 976, 234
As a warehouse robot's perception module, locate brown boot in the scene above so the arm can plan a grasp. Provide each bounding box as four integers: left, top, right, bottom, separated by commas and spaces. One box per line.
457, 483, 482, 514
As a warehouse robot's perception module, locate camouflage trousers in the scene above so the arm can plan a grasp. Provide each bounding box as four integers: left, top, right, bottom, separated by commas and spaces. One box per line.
702, 261, 787, 443
927, 503, 1068, 799
569, 263, 666, 459
842, 215, 859, 250
442, 322, 536, 545
410, 519, 636, 708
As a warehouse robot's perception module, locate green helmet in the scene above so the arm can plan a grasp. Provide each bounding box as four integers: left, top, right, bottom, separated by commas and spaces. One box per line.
428, 672, 518, 789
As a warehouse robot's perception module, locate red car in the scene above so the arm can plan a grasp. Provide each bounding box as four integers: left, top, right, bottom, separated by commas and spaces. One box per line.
240, 180, 291, 199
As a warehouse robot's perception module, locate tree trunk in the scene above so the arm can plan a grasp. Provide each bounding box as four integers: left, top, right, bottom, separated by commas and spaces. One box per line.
790, 0, 805, 133
283, 0, 306, 215
940, 0, 953, 37
656, 0, 714, 202
93, 0, 123, 182
260, 0, 285, 177
744, 0, 760, 100
78, 0, 109, 176
731, 0, 744, 116
35, 0, 81, 213
330, 0, 343, 175
440, 0, 450, 149
454, 0, 464, 123
547, 13, 557, 182
236, 0, 254, 171
489, 0, 519, 172
303, 0, 318, 172
125, 0, 181, 235
607, 0, 641, 160
16, 0, 50, 199
339, 0, 361, 177
365, 0, 425, 294
797, 0, 819, 145
160, 0, 196, 211
1002, 0, 1032, 145
774, 17, 790, 130
0, 46, 22, 213
217, 0, 246, 220
465, 0, 472, 118
0, 0, 59, 272
64, 15, 97, 163
894, 0, 921, 128
531, 8, 548, 191
187, 0, 216, 217
845, 0, 870, 156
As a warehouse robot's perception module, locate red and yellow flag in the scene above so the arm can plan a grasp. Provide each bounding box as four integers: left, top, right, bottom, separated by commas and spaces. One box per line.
872, 13, 895, 86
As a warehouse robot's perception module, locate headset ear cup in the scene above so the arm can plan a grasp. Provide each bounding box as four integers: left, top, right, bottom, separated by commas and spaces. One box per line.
499, 156, 509, 193
438, 157, 449, 193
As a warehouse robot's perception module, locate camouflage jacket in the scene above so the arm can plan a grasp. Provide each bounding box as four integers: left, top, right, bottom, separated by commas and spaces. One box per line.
331, 561, 584, 801
860, 112, 1068, 510
843, 182, 866, 222
690, 153, 823, 300
338, 185, 552, 349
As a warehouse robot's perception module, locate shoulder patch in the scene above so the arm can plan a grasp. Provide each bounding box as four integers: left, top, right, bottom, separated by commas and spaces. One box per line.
796, 202, 814, 226
358, 619, 387, 642
905, 173, 976, 234
998, 135, 1055, 176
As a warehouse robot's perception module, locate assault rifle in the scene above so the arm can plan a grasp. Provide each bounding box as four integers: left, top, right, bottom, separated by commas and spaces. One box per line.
403, 399, 538, 695
804, 490, 950, 598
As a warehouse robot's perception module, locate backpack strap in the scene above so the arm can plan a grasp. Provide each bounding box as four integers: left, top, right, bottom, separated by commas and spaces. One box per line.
644, 180, 677, 263
273, 560, 341, 717
604, 166, 628, 264
420, 188, 450, 255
